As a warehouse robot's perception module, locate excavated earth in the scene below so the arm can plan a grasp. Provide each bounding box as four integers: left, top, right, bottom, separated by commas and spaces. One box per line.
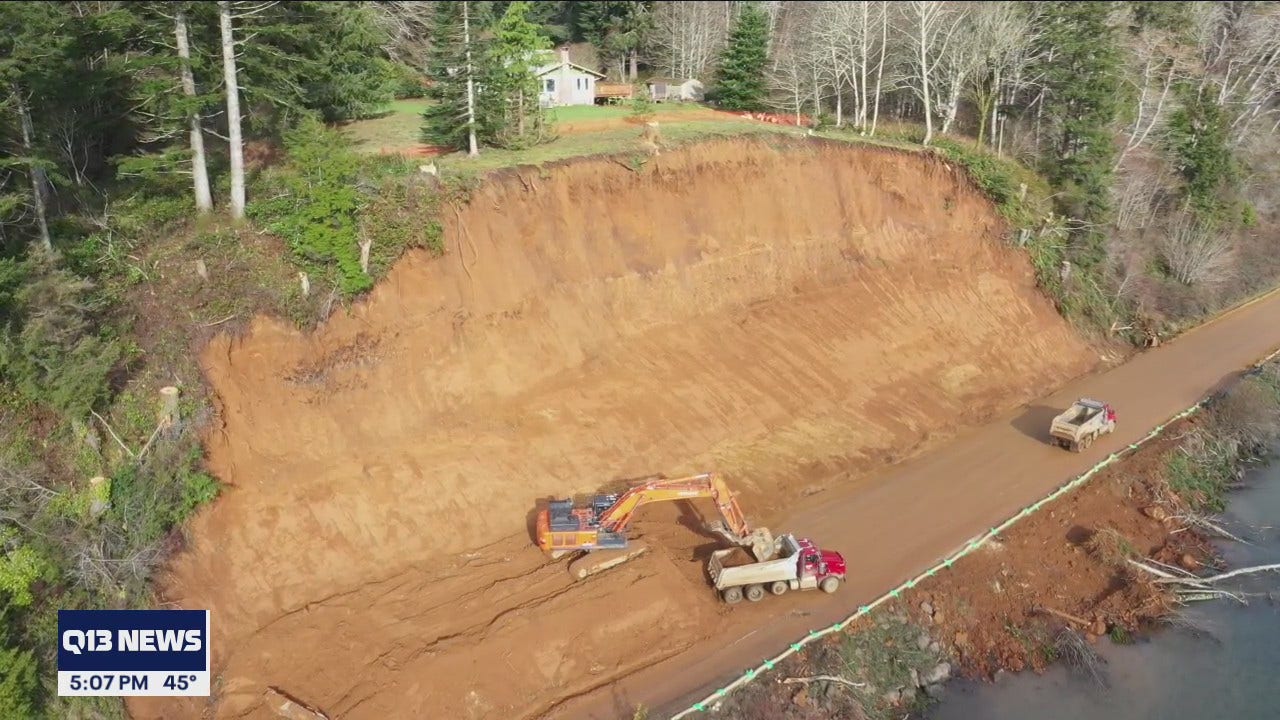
130, 138, 1099, 720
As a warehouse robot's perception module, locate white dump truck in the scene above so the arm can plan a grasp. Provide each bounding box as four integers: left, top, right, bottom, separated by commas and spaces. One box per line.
1049, 397, 1117, 452
707, 533, 847, 604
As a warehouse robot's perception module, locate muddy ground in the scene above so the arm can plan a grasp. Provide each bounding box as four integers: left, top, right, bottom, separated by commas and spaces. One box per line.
129, 137, 1098, 720
707, 418, 1217, 720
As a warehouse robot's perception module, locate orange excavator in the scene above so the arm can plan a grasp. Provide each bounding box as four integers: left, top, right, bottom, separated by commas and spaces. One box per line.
535, 472, 775, 579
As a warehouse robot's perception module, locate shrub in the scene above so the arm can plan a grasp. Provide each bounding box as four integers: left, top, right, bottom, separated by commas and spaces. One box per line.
251, 119, 374, 295
630, 85, 655, 122
0, 250, 123, 417
0, 607, 40, 719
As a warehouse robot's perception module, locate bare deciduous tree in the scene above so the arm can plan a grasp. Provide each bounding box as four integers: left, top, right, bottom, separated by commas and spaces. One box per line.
898, 1, 964, 145
1158, 213, 1236, 286
370, 1, 435, 70
1114, 166, 1169, 232
1199, 3, 1280, 145
648, 1, 732, 81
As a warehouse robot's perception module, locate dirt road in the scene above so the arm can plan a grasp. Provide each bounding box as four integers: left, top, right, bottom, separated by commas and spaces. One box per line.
551, 287, 1280, 720
128, 138, 1279, 720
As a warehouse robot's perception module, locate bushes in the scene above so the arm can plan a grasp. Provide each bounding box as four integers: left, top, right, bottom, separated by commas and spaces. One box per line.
0, 250, 124, 417
1167, 364, 1280, 511
252, 119, 371, 294
0, 607, 40, 720
251, 118, 435, 297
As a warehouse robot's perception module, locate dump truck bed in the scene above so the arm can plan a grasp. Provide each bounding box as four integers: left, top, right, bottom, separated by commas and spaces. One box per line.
708, 534, 801, 590
1050, 399, 1109, 442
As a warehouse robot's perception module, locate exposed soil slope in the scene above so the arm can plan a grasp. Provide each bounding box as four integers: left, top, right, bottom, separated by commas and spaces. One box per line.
132, 138, 1096, 720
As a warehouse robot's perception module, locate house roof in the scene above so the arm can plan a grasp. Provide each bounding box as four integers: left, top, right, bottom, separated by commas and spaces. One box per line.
534, 60, 606, 79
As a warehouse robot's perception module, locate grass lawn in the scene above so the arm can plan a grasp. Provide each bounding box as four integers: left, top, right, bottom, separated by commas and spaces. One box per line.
340, 98, 431, 152
433, 119, 798, 174
341, 98, 722, 154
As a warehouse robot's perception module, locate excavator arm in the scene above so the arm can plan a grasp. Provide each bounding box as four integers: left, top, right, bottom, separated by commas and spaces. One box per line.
537, 472, 776, 580
595, 472, 753, 539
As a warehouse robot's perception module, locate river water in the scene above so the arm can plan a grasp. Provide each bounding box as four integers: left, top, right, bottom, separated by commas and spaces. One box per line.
930, 457, 1280, 720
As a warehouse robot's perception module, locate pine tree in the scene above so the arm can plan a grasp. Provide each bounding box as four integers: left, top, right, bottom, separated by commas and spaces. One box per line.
483, 2, 552, 148
422, 2, 483, 151
713, 4, 770, 112
1034, 1, 1123, 226
0, 607, 39, 720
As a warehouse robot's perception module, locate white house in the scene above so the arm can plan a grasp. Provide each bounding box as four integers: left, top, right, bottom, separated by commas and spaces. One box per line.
647, 78, 705, 103
534, 46, 606, 107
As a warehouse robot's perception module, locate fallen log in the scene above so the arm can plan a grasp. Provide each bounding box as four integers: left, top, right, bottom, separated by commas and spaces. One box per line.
780, 675, 865, 690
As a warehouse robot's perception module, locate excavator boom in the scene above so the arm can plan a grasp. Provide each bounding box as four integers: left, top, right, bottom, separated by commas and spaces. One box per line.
535, 472, 774, 579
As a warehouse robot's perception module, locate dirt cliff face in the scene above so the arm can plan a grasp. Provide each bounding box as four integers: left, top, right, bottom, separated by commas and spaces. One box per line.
138, 138, 1097, 720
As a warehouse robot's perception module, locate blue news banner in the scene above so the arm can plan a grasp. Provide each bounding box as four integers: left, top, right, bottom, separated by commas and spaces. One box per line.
58, 609, 210, 697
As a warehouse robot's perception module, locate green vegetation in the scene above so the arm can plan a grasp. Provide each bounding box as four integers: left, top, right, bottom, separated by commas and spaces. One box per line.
484, 2, 555, 148
1166, 363, 1280, 511
712, 5, 770, 111
2, 1, 1279, 715
0, 607, 40, 719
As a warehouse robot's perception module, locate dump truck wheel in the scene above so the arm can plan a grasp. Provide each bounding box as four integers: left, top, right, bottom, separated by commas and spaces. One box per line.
745, 584, 765, 602
770, 581, 788, 596
723, 587, 743, 604
820, 577, 841, 594
1082, 434, 1094, 449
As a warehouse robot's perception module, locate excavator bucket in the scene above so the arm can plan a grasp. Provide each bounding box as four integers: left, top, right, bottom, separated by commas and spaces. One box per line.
565, 542, 651, 580
708, 523, 777, 562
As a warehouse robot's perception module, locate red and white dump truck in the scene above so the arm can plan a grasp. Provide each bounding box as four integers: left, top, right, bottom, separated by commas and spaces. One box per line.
1049, 397, 1117, 452
708, 533, 847, 604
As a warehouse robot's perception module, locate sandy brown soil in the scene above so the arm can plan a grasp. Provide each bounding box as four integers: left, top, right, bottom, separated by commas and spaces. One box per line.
130, 137, 1098, 720
706, 419, 1216, 720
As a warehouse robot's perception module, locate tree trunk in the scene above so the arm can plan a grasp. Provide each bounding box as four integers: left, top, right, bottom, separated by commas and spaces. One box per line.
859, 2, 870, 130
629, 49, 638, 81
940, 81, 961, 135
462, 1, 479, 157
812, 65, 821, 121
517, 90, 525, 137
919, 20, 933, 146
835, 89, 843, 128
870, 2, 887, 137
988, 67, 1001, 147
14, 90, 51, 252
219, 1, 246, 219
176, 7, 213, 214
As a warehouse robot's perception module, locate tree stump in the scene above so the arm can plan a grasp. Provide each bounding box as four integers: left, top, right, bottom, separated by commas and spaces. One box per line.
88, 476, 110, 518
359, 236, 373, 275
159, 386, 181, 432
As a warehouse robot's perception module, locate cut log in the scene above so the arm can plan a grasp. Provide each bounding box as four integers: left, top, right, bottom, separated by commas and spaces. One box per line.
264, 688, 329, 720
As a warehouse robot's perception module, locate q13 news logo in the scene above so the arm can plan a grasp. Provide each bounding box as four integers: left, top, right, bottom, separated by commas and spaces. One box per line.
58, 609, 210, 697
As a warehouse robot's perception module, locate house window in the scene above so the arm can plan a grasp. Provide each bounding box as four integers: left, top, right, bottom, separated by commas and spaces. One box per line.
576, 77, 583, 90
544, 78, 555, 93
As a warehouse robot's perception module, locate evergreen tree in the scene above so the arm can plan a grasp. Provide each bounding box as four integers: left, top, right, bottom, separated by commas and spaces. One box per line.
713, 4, 770, 112
483, 2, 552, 148
0, 606, 39, 720
1034, 1, 1123, 229
422, 2, 473, 149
